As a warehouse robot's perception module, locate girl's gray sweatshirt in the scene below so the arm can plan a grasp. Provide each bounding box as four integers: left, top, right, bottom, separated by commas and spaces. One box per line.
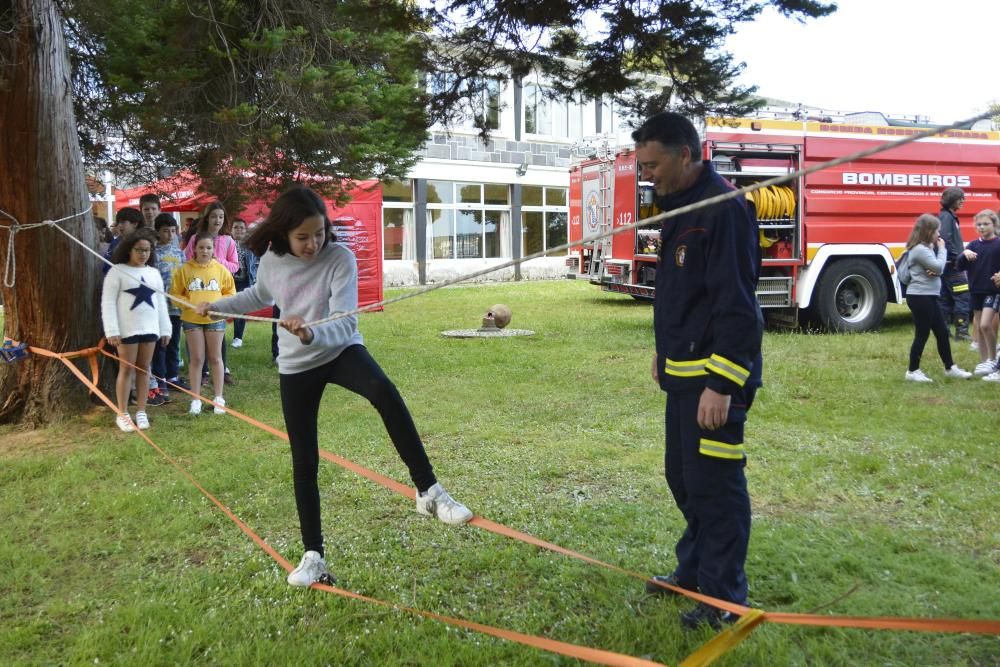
906, 243, 946, 296
211, 242, 364, 374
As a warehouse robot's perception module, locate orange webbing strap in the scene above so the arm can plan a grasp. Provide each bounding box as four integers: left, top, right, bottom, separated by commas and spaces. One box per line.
311, 580, 666, 667
97, 347, 1000, 639
26, 340, 104, 396
68, 350, 667, 667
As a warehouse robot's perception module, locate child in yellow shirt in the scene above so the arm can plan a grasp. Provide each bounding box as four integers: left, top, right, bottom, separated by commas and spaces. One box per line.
170, 233, 236, 415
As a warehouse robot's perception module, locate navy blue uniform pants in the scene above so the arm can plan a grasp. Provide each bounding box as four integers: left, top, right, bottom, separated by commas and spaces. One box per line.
664, 389, 752, 605
938, 269, 970, 330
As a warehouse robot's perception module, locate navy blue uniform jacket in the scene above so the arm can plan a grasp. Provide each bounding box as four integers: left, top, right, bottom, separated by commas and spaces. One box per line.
654, 163, 763, 396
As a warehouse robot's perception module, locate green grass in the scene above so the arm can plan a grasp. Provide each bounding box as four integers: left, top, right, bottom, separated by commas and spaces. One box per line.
1, 281, 998, 666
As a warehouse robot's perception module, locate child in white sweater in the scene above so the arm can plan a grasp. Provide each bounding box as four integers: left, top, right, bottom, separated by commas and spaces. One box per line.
101, 228, 172, 432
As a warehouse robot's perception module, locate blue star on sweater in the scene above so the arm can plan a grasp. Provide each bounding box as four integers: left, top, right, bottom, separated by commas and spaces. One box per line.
124, 277, 156, 311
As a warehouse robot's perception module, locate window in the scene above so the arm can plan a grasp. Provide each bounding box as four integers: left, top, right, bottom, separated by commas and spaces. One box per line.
521, 186, 569, 256
430, 74, 502, 131
381, 180, 414, 260
427, 181, 512, 259
524, 85, 585, 139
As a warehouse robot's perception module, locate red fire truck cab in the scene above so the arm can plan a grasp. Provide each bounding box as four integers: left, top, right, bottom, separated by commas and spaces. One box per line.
567, 117, 1000, 331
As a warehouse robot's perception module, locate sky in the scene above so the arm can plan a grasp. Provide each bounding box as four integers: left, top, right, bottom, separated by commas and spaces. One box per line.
726, 0, 999, 123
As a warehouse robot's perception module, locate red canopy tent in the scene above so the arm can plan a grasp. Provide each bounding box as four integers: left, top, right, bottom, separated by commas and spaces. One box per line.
114, 175, 383, 309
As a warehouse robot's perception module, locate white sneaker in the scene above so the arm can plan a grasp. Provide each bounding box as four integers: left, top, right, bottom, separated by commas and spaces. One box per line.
189, 399, 202, 415
904, 369, 933, 383
416, 483, 473, 525
213, 396, 226, 415
944, 365, 972, 379
287, 550, 334, 587
970, 341, 979, 351
974, 361, 995, 376
116, 413, 134, 432
983, 371, 1000, 383
135, 411, 150, 430
231, 338, 243, 348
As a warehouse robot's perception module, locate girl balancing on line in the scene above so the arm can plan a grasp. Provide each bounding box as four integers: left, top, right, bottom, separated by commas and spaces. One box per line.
196, 186, 472, 587
171, 232, 236, 414
100, 228, 172, 432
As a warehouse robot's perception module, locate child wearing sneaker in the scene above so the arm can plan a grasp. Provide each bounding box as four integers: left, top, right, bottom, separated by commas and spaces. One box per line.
100, 228, 172, 432
151, 213, 187, 401
196, 186, 473, 587
903, 214, 971, 382
170, 232, 236, 415
956, 210, 1000, 376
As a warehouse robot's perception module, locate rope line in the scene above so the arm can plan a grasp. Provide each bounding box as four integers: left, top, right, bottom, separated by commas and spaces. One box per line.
291, 110, 995, 330
4, 110, 994, 327
0, 205, 92, 287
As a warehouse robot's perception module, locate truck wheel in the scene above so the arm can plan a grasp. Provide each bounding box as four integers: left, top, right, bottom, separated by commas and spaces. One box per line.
814, 259, 887, 332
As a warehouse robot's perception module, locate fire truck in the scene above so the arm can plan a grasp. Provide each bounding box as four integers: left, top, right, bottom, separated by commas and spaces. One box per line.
566, 116, 1000, 331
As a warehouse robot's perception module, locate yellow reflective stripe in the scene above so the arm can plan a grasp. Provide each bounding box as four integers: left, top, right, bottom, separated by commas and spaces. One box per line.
699, 438, 745, 460
663, 357, 709, 377
706, 354, 749, 386
953, 283, 970, 293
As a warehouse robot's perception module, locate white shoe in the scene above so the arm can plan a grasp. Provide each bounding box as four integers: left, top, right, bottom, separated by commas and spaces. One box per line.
213, 396, 226, 415
983, 371, 1000, 383
973, 361, 995, 376
116, 413, 134, 432
416, 483, 473, 525
970, 341, 979, 351
135, 411, 150, 430
231, 338, 243, 348
189, 399, 202, 415
287, 550, 334, 587
943, 365, 972, 379
904, 369, 933, 383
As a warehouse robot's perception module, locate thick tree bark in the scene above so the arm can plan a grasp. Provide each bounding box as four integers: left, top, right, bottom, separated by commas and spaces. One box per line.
0, 0, 104, 425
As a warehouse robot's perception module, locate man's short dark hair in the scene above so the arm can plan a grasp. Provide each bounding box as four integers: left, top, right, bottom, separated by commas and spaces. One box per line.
940, 187, 965, 209
139, 193, 161, 208
153, 213, 178, 231
631, 112, 702, 162
115, 207, 144, 226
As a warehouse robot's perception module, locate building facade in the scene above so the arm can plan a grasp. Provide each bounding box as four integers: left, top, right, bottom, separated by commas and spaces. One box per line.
381, 76, 637, 286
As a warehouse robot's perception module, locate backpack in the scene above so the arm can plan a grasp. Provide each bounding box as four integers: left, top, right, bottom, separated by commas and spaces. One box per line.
896, 250, 912, 288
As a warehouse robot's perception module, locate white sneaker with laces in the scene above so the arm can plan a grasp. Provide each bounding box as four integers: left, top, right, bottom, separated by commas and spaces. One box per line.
944, 365, 972, 379
904, 369, 933, 383
135, 411, 150, 430
983, 370, 1000, 383
231, 338, 243, 348
189, 399, 202, 415
213, 396, 226, 415
974, 361, 995, 376
415, 483, 473, 525
287, 550, 333, 587
116, 413, 134, 432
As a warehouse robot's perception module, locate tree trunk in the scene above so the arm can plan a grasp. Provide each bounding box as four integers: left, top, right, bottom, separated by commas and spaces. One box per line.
0, 0, 104, 426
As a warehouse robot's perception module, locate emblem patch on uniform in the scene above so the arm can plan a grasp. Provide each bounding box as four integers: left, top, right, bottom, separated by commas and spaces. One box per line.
675, 245, 686, 267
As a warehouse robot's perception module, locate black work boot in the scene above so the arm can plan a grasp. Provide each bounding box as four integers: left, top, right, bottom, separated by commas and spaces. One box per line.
644, 572, 698, 597
679, 602, 739, 630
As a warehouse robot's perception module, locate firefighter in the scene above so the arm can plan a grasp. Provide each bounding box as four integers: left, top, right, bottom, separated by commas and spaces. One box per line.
937, 187, 972, 340
633, 112, 763, 630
